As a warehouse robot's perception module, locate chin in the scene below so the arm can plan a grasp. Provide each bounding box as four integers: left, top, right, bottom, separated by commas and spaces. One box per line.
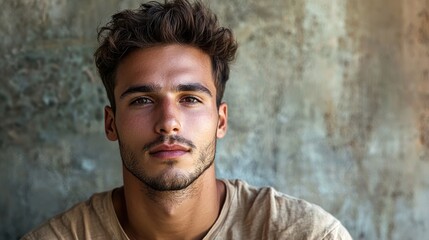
146, 172, 196, 191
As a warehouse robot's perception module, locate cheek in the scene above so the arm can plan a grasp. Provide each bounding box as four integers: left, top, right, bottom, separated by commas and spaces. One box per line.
115, 112, 152, 139
185, 111, 218, 135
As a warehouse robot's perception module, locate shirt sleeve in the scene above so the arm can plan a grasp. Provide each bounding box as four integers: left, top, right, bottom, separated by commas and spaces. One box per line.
323, 222, 353, 240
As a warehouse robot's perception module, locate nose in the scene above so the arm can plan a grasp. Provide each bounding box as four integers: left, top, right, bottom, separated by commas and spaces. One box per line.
155, 99, 181, 135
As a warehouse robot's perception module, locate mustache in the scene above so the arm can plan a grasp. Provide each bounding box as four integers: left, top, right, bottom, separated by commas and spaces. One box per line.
143, 135, 196, 152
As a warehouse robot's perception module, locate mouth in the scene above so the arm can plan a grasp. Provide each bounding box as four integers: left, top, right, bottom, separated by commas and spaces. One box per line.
149, 144, 191, 159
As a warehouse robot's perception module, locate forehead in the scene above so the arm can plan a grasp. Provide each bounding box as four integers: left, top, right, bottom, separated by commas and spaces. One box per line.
114, 44, 214, 94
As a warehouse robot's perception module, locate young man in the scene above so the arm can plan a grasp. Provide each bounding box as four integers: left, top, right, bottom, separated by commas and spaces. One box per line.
22, 0, 352, 239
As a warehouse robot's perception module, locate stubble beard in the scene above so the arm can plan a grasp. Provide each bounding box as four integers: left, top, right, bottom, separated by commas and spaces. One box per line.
118, 135, 217, 192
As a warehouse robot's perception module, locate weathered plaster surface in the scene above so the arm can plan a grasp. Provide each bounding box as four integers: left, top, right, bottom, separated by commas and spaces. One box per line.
1, 0, 428, 239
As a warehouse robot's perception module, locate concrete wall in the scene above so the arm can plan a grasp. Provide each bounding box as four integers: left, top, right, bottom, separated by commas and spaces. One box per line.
1, 0, 428, 239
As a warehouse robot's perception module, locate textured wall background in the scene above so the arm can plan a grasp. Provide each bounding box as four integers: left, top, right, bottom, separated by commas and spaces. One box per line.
1, 0, 428, 239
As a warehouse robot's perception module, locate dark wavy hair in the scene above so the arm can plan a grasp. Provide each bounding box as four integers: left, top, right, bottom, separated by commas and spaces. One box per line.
94, 0, 238, 111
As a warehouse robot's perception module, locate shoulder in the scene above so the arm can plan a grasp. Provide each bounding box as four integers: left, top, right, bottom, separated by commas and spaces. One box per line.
220, 179, 352, 239
21, 189, 124, 240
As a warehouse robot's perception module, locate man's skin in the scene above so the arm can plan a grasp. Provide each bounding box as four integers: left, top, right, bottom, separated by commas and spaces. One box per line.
104, 44, 228, 239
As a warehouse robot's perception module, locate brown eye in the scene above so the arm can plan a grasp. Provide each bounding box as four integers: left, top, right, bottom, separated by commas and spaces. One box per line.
180, 96, 201, 104
131, 97, 153, 105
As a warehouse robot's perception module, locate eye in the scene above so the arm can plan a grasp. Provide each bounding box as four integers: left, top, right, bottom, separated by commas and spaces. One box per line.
180, 96, 201, 104
130, 97, 153, 106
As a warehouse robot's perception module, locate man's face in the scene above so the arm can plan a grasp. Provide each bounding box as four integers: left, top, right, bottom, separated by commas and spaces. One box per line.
104, 44, 227, 191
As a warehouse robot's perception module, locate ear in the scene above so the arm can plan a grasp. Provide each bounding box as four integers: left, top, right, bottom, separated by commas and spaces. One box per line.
104, 106, 118, 141
216, 102, 228, 139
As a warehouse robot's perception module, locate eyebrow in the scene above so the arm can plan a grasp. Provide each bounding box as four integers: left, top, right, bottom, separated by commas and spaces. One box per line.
120, 84, 161, 99
120, 83, 213, 99
175, 83, 213, 97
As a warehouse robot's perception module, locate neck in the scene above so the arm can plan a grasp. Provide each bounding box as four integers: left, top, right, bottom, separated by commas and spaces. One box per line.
113, 165, 226, 240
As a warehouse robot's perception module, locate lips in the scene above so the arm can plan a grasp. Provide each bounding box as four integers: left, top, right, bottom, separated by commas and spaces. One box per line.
149, 144, 191, 159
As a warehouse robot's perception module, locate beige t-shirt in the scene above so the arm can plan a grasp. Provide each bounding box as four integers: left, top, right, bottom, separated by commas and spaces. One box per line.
22, 179, 352, 240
